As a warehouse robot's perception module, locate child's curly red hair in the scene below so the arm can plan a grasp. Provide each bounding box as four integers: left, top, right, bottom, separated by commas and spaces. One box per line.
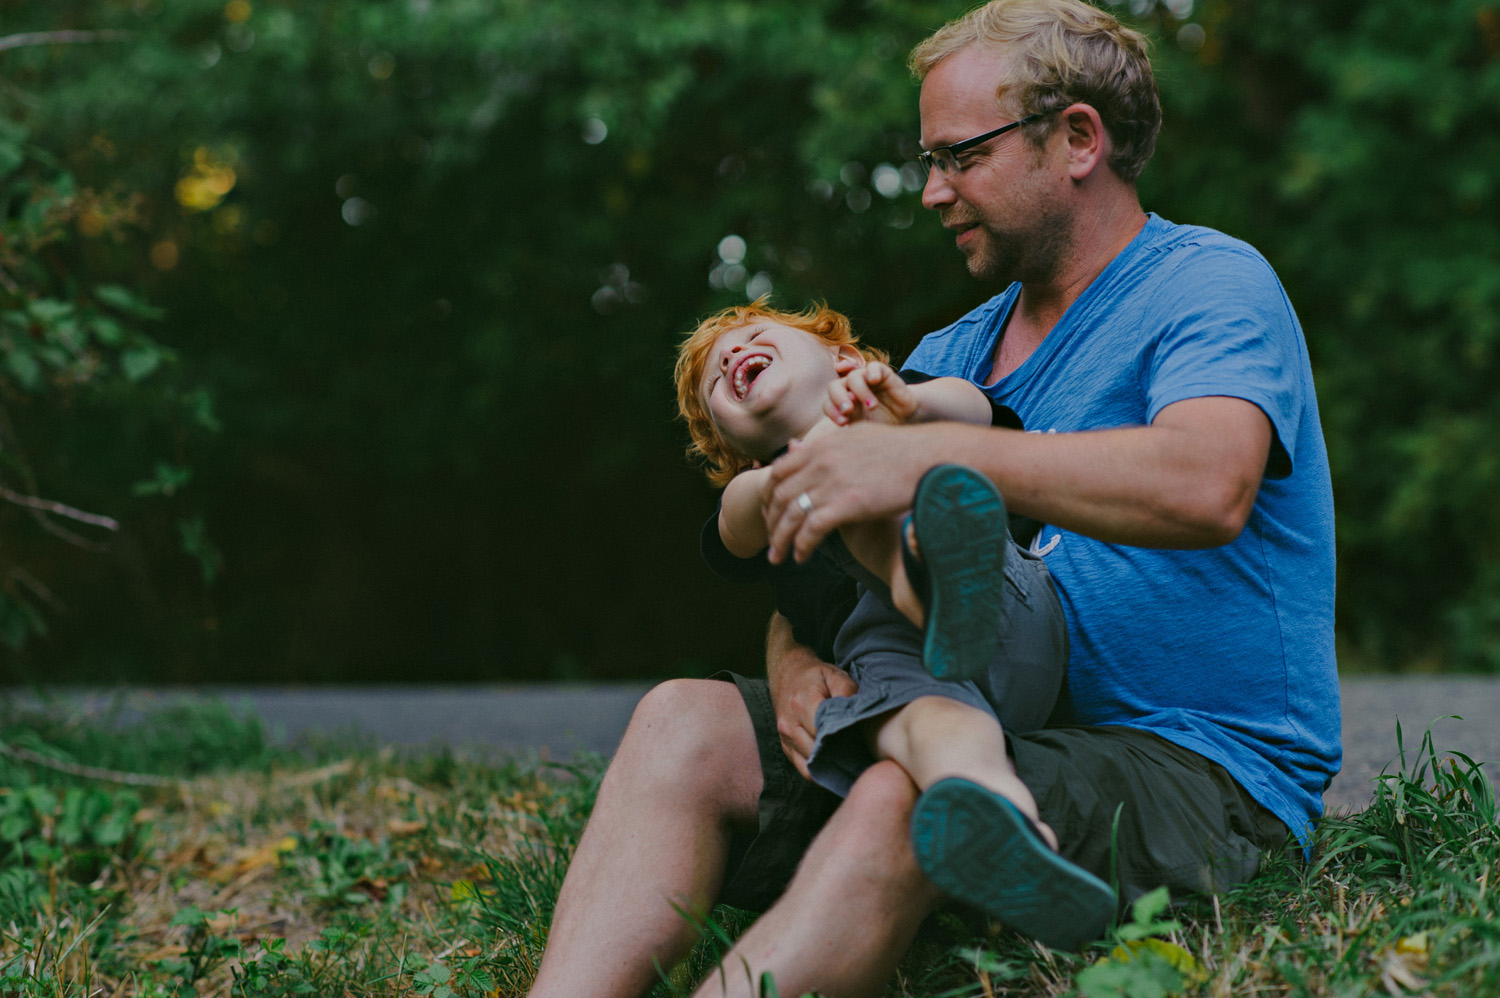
674, 300, 887, 487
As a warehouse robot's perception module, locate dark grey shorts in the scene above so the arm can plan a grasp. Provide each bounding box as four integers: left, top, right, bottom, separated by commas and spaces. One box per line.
715, 672, 1290, 914
806, 538, 1068, 797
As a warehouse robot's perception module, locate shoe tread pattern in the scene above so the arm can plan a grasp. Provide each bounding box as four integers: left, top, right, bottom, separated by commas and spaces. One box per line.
911, 778, 1116, 951
913, 465, 1011, 682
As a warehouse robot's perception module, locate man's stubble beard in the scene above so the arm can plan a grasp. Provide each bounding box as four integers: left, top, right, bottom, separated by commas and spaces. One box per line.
963, 205, 1072, 287
957, 149, 1073, 286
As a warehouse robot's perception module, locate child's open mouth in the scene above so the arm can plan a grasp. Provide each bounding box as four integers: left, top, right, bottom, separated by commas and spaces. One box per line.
732, 354, 772, 401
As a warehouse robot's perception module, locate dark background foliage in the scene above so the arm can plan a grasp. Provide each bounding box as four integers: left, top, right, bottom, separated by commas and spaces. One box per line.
2, 0, 1497, 683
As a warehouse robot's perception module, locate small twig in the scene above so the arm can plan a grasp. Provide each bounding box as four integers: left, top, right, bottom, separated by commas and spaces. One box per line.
7, 565, 65, 612
0, 30, 133, 55
0, 484, 120, 531
281, 759, 356, 788
432, 937, 469, 962
0, 740, 178, 787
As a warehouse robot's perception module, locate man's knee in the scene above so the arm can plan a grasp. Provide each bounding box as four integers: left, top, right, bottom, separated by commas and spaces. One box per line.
611, 679, 761, 813
623, 678, 749, 754
804, 761, 940, 907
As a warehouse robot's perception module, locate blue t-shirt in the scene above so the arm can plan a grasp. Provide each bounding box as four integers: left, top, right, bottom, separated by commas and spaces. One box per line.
904, 214, 1341, 842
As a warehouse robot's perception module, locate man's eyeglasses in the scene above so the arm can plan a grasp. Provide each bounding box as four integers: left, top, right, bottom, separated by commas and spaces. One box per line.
918, 112, 1045, 176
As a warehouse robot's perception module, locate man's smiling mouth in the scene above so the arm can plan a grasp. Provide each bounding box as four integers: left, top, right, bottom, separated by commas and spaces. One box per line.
732, 354, 772, 401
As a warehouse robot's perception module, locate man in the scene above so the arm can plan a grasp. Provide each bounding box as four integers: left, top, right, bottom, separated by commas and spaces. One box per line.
526, 2, 1340, 996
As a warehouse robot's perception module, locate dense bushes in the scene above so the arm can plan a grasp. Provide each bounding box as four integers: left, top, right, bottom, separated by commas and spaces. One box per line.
2, 0, 1496, 679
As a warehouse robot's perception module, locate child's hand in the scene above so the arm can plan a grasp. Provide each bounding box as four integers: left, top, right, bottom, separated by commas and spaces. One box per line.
825, 362, 919, 426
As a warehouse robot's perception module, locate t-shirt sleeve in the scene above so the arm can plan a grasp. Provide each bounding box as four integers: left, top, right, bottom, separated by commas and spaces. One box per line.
699, 507, 768, 585
1143, 248, 1305, 479
697, 503, 858, 663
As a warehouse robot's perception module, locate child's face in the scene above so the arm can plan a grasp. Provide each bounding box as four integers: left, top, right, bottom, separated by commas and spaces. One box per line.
699, 321, 854, 463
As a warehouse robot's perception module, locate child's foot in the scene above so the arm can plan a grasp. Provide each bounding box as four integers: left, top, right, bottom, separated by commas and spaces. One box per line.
904, 464, 1015, 682
910, 777, 1117, 950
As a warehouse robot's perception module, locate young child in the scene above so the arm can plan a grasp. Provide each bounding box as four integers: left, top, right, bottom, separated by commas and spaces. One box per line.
674, 301, 1117, 949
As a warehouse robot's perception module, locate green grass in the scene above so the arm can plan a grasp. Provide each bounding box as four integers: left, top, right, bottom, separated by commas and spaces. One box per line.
0, 697, 1495, 997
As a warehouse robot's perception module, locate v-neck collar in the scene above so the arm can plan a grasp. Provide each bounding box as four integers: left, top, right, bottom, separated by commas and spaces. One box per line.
977, 213, 1167, 392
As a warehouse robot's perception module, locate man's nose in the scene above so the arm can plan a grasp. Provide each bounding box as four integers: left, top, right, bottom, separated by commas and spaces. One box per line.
921, 168, 955, 211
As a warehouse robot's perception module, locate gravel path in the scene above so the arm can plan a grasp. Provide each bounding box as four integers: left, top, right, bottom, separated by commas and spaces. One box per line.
8, 676, 1497, 813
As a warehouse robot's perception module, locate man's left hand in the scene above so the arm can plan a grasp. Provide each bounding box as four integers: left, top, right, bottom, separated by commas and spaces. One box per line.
765, 421, 931, 564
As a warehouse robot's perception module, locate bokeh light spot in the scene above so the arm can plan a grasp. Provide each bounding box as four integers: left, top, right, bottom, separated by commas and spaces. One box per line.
369, 52, 396, 80
872, 163, 902, 199
717, 234, 746, 264
150, 240, 179, 270
582, 117, 608, 145
745, 272, 773, 301
341, 197, 378, 226
223, 0, 251, 23
213, 204, 245, 234
77, 211, 106, 238
176, 147, 237, 212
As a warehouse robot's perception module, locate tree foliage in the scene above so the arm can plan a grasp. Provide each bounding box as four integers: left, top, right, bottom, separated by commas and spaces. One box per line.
2, 0, 1497, 679
0, 70, 216, 656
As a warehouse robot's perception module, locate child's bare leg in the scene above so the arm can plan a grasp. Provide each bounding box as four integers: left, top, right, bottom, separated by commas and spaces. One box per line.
837, 517, 926, 630
863, 695, 1056, 851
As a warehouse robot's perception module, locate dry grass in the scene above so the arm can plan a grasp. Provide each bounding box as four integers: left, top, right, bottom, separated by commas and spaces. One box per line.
1, 700, 1495, 997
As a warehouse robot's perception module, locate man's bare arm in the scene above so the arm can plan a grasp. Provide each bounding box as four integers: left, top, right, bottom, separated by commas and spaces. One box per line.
766, 395, 1273, 564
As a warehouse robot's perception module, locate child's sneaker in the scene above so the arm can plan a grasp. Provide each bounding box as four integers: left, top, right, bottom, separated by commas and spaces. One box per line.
911, 777, 1117, 950
904, 463, 1015, 682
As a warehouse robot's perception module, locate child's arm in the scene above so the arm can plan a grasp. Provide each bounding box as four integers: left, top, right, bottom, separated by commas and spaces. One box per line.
825, 362, 991, 427
719, 465, 773, 558
719, 419, 842, 558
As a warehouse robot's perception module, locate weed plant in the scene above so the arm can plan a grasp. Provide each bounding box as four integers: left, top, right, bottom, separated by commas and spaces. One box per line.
0, 697, 1493, 997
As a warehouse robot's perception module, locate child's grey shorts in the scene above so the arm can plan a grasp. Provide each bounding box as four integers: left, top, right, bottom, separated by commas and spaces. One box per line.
804, 538, 1068, 797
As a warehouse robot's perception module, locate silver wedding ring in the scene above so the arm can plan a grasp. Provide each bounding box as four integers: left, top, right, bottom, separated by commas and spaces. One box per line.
796, 492, 814, 514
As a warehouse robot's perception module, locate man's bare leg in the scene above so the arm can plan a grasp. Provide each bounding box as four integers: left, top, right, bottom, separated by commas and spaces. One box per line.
528, 679, 762, 998
692, 761, 943, 998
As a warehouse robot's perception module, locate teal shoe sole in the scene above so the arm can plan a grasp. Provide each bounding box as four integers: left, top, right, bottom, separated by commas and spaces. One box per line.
910, 464, 1012, 682
911, 777, 1117, 951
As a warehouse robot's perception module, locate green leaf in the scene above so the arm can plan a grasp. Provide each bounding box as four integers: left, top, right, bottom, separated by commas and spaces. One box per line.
94, 284, 167, 321
121, 346, 164, 382
2, 347, 40, 392
171, 905, 208, 928
178, 515, 222, 585
26, 299, 74, 326
131, 462, 193, 498
0, 118, 26, 181
92, 314, 126, 346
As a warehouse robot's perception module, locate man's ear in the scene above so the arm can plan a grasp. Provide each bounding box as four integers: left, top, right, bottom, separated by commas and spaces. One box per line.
1060, 103, 1108, 181
833, 344, 864, 374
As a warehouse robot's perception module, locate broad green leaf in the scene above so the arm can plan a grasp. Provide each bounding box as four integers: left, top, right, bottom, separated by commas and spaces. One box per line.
94, 284, 167, 321
121, 346, 163, 382
3, 347, 41, 392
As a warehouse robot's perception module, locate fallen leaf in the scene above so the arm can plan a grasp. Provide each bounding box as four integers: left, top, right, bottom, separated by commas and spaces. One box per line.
388, 818, 427, 836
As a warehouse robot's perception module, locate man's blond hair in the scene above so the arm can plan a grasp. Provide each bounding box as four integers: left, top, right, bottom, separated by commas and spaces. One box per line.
909, 0, 1161, 182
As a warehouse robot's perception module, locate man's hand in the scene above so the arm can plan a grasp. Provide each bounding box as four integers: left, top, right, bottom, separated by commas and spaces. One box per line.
766, 615, 857, 780
765, 420, 932, 564
824, 362, 918, 426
